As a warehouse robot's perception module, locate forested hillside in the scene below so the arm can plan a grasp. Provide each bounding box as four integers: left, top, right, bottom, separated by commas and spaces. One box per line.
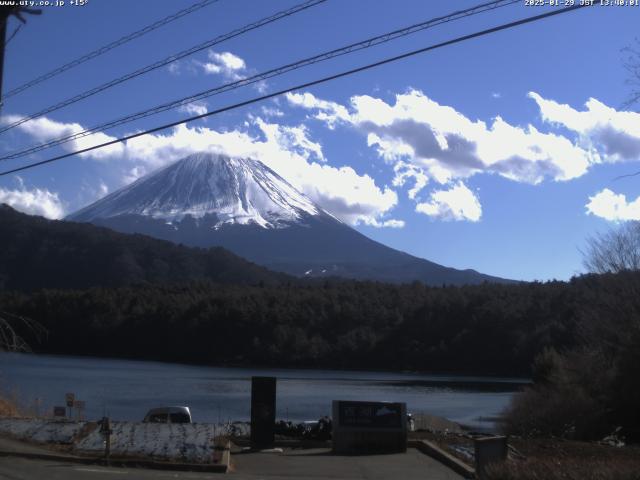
3, 203, 639, 440
3, 271, 637, 378
0, 204, 288, 290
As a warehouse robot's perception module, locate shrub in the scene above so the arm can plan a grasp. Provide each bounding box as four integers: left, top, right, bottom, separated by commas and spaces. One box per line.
503, 347, 613, 440
503, 384, 609, 440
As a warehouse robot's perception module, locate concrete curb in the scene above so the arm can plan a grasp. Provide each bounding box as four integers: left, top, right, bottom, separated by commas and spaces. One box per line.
232, 438, 332, 449
0, 442, 231, 474
409, 439, 475, 479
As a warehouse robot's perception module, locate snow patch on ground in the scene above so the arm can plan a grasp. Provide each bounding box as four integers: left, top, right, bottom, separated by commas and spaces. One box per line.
0, 417, 83, 444
75, 421, 218, 463
0, 417, 234, 464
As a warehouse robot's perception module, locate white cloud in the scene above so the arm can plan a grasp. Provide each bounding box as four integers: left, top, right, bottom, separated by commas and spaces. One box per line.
167, 61, 180, 75
211, 51, 245, 70
123, 166, 145, 186
256, 119, 325, 162
178, 101, 208, 117
122, 120, 399, 227
530, 92, 640, 163
287, 89, 596, 192
287, 89, 636, 223
200, 51, 246, 80
0, 183, 65, 219
586, 188, 640, 221
285, 92, 350, 129
77, 178, 109, 207
254, 80, 269, 94
4, 115, 124, 160
18, 88, 637, 227
415, 182, 482, 222
261, 106, 284, 117
364, 218, 405, 228
392, 161, 429, 200
11, 114, 400, 228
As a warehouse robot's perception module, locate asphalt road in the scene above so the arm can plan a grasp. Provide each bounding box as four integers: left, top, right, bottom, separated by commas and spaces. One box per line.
231, 448, 464, 480
0, 448, 463, 480
0, 457, 215, 480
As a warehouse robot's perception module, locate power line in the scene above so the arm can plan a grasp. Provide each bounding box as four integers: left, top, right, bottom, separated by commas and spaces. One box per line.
2, 0, 221, 101
0, 0, 328, 135
4, 23, 21, 47
0, 3, 592, 178
1, 0, 520, 160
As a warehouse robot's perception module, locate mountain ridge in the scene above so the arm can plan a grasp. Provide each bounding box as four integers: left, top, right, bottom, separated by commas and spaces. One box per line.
0, 204, 288, 291
67, 152, 513, 286
68, 153, 328, 228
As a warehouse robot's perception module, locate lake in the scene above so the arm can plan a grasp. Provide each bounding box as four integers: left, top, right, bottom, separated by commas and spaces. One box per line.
0, 353, 527, 431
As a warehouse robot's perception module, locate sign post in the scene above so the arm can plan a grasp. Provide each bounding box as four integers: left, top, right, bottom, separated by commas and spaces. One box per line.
332, 400, 407, 454
475, 436, 508, 479
74, 400, 86, 421
250, 376, 276, 449
99, 417, 112, 462
53, 406, 66, 418
65, 393, 75, 419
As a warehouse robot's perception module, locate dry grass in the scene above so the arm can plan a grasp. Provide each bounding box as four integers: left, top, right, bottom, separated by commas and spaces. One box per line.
409, 430, 640, 480
0, 389, 47, 418
486, 457, 640, 480
0, 395, 19, 417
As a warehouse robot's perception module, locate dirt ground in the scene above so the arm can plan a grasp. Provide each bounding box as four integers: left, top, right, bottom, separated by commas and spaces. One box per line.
409, 429, 640, 480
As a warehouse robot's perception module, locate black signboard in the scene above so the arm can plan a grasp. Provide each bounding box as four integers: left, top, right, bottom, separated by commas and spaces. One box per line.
250, 376, 276, 447
338, 401, 402, 429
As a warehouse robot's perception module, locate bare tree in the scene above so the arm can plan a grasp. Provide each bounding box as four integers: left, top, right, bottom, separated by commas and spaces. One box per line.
0, 311, 46, 352
582, 221, 640, 274
623, 38, 640, 109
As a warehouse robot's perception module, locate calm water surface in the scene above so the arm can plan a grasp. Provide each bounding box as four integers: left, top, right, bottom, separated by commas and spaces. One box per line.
0, 353, 527, 431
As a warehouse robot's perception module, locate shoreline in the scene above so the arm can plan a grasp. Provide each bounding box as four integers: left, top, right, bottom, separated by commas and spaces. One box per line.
1, 352, 519, 433
0, 351, 532, 385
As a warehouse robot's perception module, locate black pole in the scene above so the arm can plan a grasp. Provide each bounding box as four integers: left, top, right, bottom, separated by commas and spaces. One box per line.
0, 6, 42, 113
250, 376, 276, 449
0, 15, 7, 113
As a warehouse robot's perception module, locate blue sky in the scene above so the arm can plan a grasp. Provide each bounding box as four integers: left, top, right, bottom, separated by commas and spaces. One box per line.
1, 0, 639, 281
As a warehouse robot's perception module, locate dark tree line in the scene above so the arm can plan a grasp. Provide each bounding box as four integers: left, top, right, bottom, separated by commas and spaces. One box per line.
1, 272, 634, 377
2, 204, 640, 440
4, 268, 639, 440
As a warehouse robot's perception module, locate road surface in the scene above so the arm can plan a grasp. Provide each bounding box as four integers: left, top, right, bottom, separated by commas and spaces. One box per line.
0, 448, 463, 480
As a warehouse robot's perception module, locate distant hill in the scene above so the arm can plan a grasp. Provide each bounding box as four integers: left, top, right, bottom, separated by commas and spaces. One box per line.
68, 152, 512, 286
0, 204, 288, 291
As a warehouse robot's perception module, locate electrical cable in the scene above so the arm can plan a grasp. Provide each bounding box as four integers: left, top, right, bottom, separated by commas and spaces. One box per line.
1, 0, 519, 160
2, 0, 222, 100
4, 23, 22, 47
0, 3, 592, 177
0, 0, 328, 134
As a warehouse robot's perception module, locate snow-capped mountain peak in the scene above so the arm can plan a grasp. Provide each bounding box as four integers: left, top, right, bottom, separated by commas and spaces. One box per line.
66, 152, 509, 286
68, 153, 321, 228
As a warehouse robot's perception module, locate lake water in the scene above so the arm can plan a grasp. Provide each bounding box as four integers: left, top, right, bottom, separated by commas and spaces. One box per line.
0, 353, 526, 431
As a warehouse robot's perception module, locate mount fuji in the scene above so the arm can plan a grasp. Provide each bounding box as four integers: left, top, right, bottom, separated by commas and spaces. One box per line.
67, 152, 508, 285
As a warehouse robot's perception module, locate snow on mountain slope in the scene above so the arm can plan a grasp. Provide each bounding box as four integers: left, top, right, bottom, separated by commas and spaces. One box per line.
66, 152, 512, 285
68, 153, 321, 228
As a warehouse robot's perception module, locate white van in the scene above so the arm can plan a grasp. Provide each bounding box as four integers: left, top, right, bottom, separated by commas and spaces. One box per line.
143, 406, 192, 424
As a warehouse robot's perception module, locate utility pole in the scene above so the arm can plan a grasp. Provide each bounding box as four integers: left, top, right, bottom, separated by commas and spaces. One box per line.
0, 6, 41, 112
0, 9, 10, 111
